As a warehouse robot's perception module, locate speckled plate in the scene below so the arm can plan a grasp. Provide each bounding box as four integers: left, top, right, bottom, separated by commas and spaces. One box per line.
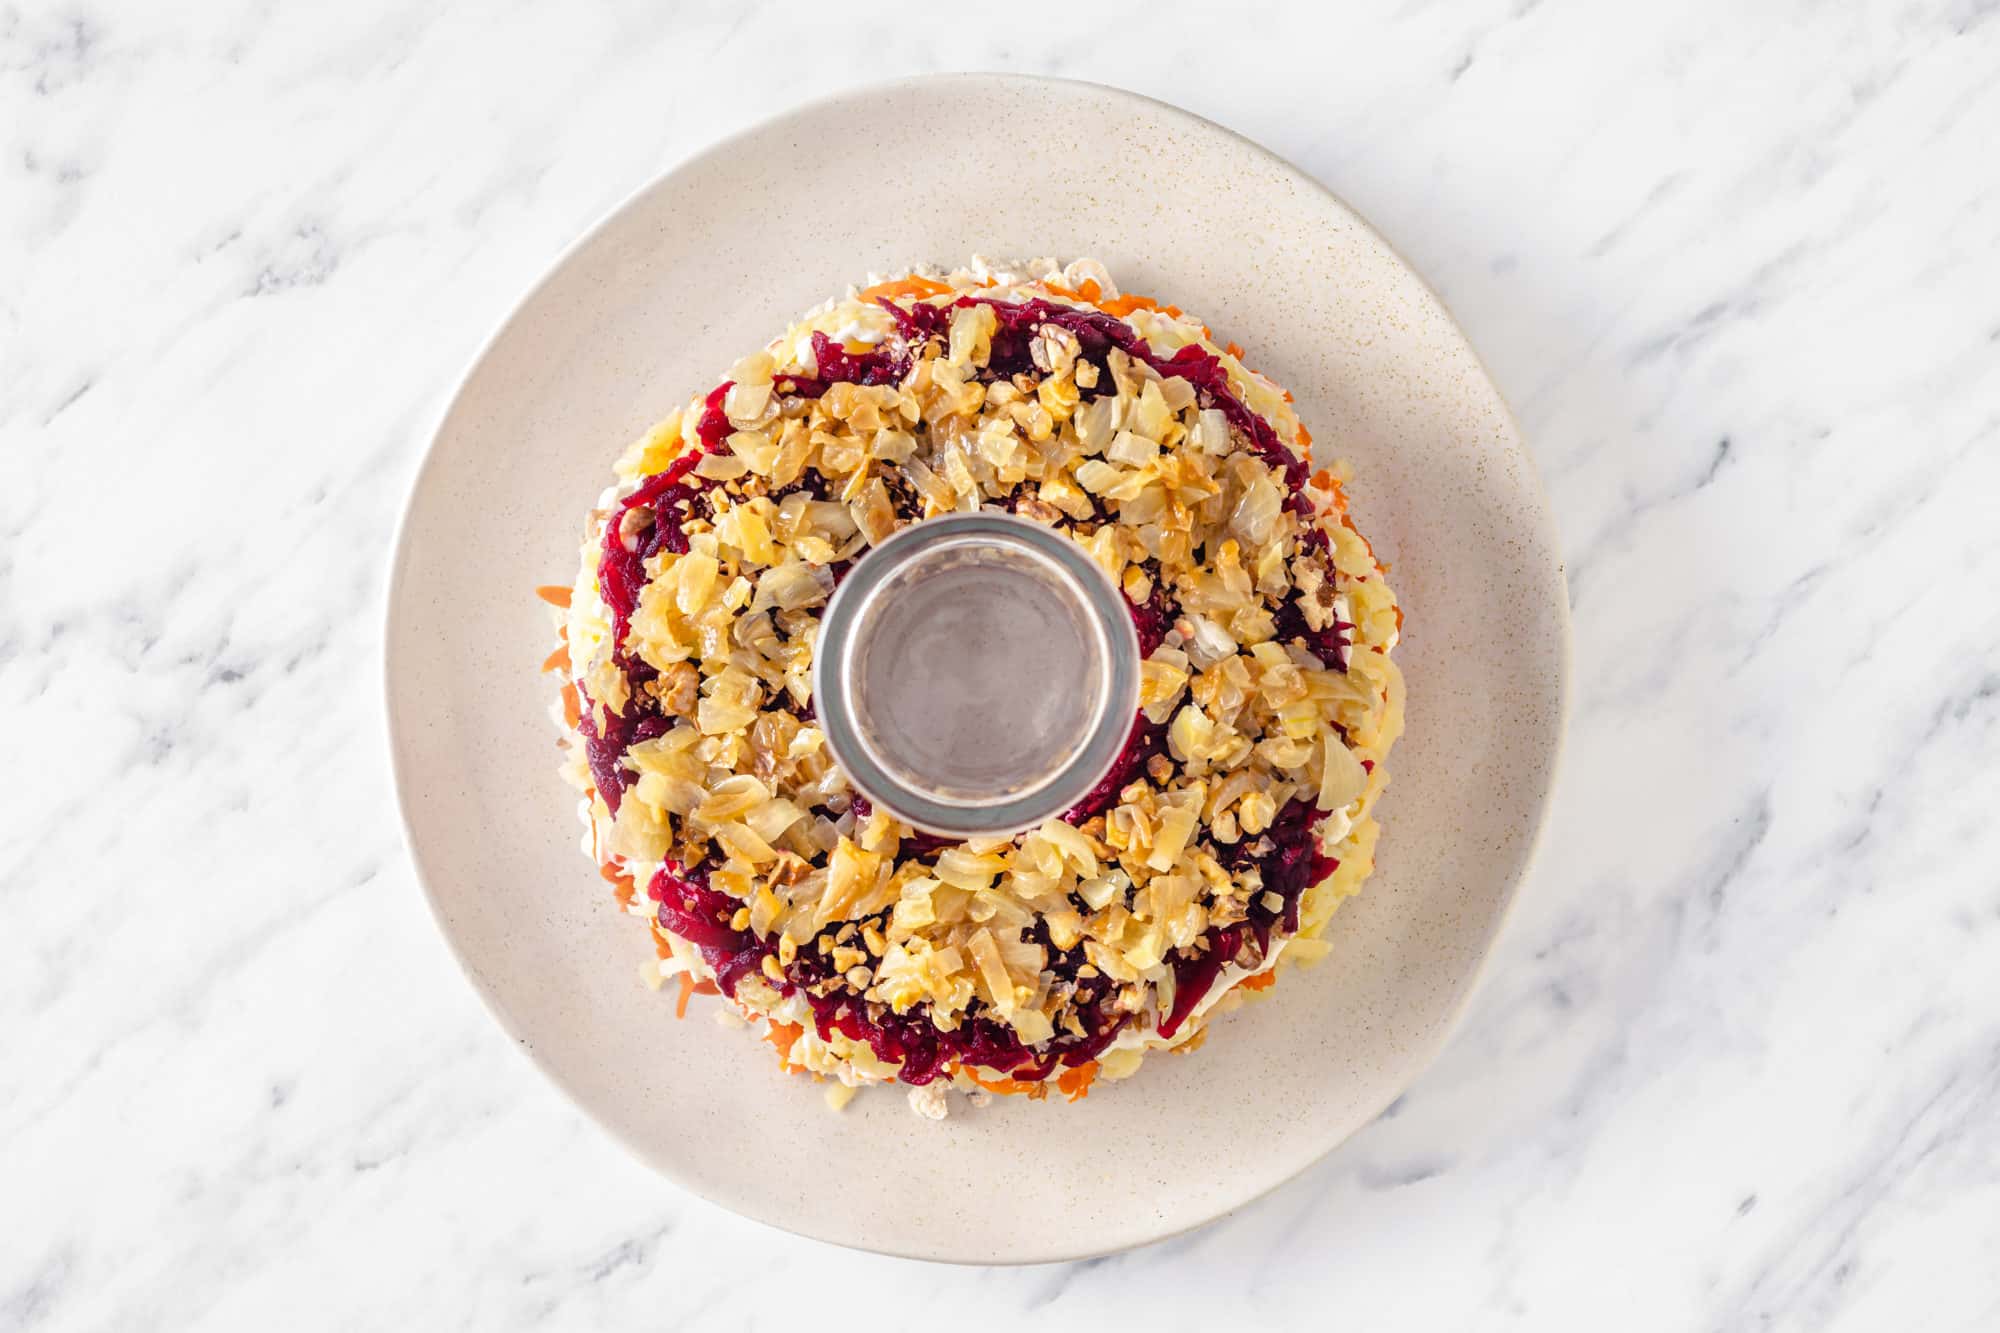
385, 74, 1568, 1264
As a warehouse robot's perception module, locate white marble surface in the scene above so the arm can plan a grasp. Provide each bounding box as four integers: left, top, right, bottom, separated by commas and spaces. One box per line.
6, 1, 1998, 1327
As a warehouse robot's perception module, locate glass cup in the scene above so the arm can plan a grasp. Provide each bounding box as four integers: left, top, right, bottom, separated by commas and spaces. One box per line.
812, 512, 1141, 838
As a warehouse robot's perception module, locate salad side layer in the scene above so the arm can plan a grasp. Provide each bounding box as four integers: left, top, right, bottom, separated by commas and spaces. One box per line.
540, 258, 1404, 1115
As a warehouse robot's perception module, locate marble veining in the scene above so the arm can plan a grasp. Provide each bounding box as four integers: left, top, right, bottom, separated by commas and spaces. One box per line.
4, 1, 1998, 1328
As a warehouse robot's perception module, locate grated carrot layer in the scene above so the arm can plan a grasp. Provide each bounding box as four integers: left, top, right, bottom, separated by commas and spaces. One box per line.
1055, 1061, 1099, 1101
858, 275, 954, 302
601, 860, 636, 909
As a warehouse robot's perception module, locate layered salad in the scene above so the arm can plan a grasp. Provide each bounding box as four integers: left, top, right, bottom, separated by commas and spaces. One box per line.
540, 258, 1405, 1115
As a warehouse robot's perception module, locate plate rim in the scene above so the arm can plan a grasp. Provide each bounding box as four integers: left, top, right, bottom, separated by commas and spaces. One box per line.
383, 70, 1572, 1265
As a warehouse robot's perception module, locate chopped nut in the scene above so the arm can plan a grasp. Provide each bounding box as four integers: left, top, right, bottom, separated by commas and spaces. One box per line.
660, 662, 700, 716
765, 853, 812, 890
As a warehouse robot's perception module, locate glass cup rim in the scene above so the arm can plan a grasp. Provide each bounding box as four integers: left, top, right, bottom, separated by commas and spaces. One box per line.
811, 511, 1142, 838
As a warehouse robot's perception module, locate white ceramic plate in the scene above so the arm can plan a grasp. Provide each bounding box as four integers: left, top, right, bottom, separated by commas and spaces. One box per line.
386, 74, 1567, 1264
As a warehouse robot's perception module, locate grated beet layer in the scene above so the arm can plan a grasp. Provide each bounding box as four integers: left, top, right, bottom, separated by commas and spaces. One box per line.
1159, 799, 1340, 1037
575, 686, 671, 816
648, 861, 1126, 1085
1062, 711, 1166, 825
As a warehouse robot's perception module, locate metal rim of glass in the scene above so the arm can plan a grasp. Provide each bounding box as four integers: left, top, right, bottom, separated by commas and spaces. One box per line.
811, 511, 1141, 838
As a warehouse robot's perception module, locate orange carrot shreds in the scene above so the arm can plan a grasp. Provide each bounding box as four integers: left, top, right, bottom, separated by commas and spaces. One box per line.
540, 640, 570, 674
958, 1066, 1050, 1098
1310, 469, 1349, 516
672, 972, 720, 1018
1095, 292, 1158, 317
857, 275, 954, 302
1394, 605, 1405, 633
1055, 1061, 1099, 1102
1296, 424, 1314, 451
765, 1021, 805, 1065
1224, 341, 1246, 359
535, 584, 572, 608
1240, 970, 1278, 992
995, 1077, 1048, 1100
957, 1066, 1010, 1094
600, 860, 637, 908
1040, 278, 1104, 304
656, 927, 677, 961
560, 682, 581, 729
1095, 292, 1189, 320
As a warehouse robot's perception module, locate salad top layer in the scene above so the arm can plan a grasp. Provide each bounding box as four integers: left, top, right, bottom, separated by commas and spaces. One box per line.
549, 258, 1403, 1095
